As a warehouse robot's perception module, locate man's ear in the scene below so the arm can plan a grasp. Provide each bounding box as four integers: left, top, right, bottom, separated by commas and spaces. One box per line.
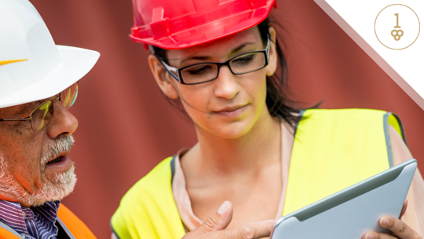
266, 26, 278, 77
148, 54, 179, 99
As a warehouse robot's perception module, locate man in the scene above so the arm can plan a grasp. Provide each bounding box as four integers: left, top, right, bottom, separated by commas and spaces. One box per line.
0, 0, 99, 238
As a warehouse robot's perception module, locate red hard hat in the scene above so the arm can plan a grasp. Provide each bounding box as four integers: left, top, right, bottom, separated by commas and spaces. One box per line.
130, 0, 277, 49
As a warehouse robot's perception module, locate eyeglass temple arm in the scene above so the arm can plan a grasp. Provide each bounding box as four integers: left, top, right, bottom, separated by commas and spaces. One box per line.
159, 60, 181, 82
265, 35, 271, 58
0, 118, 31, 122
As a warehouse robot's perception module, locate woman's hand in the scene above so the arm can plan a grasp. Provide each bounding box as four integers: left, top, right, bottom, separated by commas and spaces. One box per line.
362, 216, 422, 239
182, 201, 275, 239
362, 200, 422, 239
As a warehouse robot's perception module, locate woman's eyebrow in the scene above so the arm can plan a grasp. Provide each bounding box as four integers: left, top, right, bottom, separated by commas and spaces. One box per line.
180, 56, 211, 63
230, 42, 256, 54
180, 42, 256, 64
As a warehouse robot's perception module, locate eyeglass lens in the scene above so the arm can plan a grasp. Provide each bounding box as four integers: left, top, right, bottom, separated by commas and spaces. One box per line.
180, 52, 266, 84
31, 82, 78, 131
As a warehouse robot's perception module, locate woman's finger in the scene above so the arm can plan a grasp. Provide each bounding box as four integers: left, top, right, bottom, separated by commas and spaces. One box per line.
222, 220, 275, 239
399, 200, 408, 219
187, 201, 234, 236
378, 216, 422, 239
362, 231, 397, 239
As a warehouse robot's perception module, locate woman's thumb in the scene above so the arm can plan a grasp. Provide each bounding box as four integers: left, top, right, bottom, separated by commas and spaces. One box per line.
188, 201, 233, 235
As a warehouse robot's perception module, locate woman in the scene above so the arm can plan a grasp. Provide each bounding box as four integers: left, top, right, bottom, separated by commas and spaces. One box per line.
111, 0, 424, 238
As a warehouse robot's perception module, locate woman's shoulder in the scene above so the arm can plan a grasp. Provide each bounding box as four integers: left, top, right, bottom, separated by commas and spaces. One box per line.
298, 108, 397, 128
296, 108, 404, 139
301, 108, 388, 116
121, 156, 174, 202
111, 156, 181, 238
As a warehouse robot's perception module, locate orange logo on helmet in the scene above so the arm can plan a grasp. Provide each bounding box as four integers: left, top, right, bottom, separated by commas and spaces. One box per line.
0, 59, 27, 66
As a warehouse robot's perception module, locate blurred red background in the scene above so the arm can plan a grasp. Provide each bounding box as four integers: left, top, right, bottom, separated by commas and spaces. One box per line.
30, 0, 424, 238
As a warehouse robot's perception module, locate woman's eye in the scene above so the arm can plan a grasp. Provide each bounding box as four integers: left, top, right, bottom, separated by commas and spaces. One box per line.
186, 65, 213, 75
232, 54, 256, 65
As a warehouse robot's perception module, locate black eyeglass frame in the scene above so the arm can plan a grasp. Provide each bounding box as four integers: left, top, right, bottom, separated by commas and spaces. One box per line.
160, 36, 271, 85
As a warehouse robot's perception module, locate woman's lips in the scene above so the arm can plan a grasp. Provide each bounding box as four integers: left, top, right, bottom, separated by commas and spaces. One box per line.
45, 155, 73, 173
215, 105, 248, 118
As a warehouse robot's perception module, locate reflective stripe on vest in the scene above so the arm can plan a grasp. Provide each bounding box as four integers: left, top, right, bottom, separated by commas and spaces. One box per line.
0, 204, 96, 239
0, 220, 22, 238
56, 204, 97, 239
111, 109, 405, 239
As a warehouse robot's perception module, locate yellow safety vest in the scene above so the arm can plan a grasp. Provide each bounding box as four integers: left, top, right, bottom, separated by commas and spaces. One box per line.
111, 109, 406, 239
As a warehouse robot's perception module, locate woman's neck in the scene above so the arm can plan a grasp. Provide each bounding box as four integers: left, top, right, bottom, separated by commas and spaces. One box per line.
185, 111, 281, 177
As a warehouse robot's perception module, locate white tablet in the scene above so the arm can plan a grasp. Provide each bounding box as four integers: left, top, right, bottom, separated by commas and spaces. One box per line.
272, 158, 417, 239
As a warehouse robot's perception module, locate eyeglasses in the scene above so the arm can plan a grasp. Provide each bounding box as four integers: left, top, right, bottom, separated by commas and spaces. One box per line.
0, 82, 79, 131
160, 37, 270, 85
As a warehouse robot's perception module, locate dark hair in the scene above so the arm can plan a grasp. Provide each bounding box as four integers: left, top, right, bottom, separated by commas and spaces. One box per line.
152, 17, 301, 125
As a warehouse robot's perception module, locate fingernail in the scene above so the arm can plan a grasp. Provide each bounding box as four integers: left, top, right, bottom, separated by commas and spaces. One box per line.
218, 201, 229, 214
380, 217, 389, 226
366, 233, 375, 239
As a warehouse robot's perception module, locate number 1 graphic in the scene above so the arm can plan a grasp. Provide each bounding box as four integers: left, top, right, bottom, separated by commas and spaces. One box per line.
394, 13, 401, 28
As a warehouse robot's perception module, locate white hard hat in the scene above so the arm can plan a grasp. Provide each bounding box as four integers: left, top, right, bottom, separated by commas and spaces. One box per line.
0, 0, 100, 108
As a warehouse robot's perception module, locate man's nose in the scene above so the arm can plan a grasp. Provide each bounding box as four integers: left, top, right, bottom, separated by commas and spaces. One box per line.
46, 100, 78, 138
213, 66, 240, 100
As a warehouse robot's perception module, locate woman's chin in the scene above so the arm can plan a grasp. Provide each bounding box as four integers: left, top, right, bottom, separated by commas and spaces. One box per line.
205, 120, 254, 139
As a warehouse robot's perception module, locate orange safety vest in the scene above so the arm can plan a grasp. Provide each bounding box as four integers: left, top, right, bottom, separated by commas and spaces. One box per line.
0, 204, 96, 239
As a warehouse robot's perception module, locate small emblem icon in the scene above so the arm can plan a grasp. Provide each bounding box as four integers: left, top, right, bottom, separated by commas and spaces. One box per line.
391, 29, 404, 41
391, 13, 404, 41
375, 4, 420, 50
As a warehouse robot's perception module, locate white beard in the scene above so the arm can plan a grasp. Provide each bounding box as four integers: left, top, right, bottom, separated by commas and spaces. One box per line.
0, 135, 77, 206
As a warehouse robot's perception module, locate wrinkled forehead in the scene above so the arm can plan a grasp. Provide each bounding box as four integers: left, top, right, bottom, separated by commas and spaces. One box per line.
166, 27, 262, 62
0, 101, 38, 118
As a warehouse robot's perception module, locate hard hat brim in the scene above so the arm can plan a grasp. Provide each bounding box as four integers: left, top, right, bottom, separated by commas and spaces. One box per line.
0, 45, 99, 109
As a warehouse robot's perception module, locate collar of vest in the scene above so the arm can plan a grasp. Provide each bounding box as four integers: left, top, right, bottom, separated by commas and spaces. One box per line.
0, 204, 96, 239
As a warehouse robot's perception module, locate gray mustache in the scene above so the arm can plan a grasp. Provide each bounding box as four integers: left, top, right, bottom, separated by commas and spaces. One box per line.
41, 135, 75, 170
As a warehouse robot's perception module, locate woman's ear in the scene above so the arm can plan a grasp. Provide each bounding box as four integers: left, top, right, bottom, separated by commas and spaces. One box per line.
148, 54, 179, 99
266, 26, 278, 77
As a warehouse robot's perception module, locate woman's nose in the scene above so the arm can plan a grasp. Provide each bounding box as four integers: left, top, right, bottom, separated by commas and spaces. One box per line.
213, 66, 240, 100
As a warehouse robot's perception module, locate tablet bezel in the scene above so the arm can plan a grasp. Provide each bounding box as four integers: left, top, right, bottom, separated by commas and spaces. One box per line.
274, 158, 417, 227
